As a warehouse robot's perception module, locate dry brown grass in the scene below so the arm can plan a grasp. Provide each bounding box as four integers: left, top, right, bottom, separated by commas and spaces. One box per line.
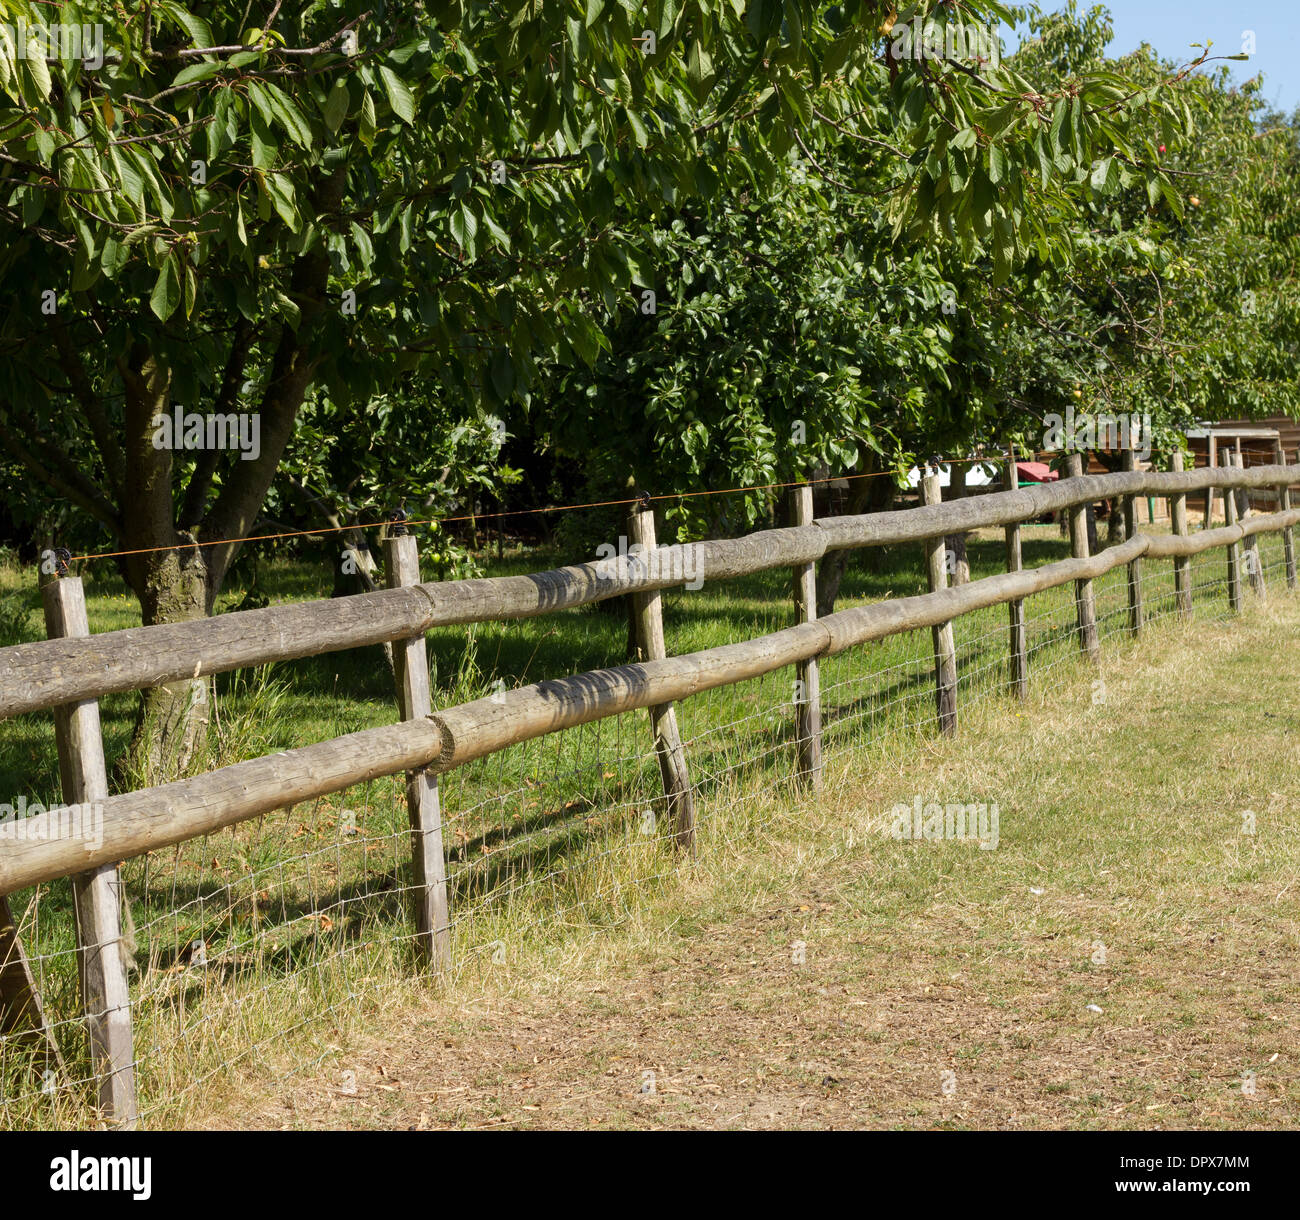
186, 591, 1300, 1130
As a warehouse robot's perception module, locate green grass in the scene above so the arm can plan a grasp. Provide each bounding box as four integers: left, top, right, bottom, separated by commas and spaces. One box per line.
0, 521, 1292, 1128
190, 578, 1300, 1130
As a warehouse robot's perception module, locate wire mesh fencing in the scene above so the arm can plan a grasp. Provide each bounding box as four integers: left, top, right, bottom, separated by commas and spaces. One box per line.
0, 515, 1293, 1128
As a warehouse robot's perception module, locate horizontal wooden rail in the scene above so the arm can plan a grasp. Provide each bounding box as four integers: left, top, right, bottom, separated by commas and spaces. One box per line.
1144, 511, 1300, 558
10, 503, 1297, 899
0, 720, 445, 897
814, 465, 1299, 551
0, 534, 819, 721
2, 464, 1295, 721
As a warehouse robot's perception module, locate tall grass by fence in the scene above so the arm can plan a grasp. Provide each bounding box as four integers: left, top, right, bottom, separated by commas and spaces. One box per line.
0, 451, 1296, 1129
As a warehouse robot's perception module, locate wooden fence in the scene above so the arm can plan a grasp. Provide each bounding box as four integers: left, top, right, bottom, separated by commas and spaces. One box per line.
1, 453, 1297, 1126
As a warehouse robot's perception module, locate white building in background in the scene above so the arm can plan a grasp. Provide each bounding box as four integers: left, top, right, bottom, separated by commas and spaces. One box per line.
904, 462, 999, 491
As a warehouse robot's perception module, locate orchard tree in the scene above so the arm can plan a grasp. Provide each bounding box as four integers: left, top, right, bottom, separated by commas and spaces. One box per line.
0, 0, 1216, 774
535, 2, 1231, 602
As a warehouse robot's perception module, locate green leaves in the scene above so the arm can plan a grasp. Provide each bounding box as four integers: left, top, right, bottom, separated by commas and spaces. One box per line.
686, 40, 715, 104
172, 61, 224, 88
489, 348, 515, 401
568, 312, 607, 366
256, 170, 299, 231
654, 0, 681, 46
820, 30, 857, 78
778, 76, 813, 127
1089, 155, 1117, 194
248, 81, 313, 149
150, 253, 182, 321
625, 108, 649, 148
984, 101, 1023, 140
1034, 131, 1053, 189
1050, 99, 1068, 155
450, 204, 478, 259
5, 0, 1283, 604
323, 80, 351, 134
625, 245, 654, 289
988, 144, 1007, 186
378, 65, 416, 125
158, 1, 215, 50
183, 261, 198, 320
22, 47, 51, 100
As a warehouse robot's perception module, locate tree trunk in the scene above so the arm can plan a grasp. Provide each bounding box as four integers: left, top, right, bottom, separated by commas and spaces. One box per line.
1105, 498, 1126, 545
944, 460, 971, 586
816, 448, 895, 617
118, 549, 213, 786
9, 173, 347, 788
119, 173, 345, 781
107, 350, 207, 785
332, 528, 380, 597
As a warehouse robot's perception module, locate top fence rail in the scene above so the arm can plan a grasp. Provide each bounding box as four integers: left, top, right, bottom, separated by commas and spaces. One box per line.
1, 462, 1296, 721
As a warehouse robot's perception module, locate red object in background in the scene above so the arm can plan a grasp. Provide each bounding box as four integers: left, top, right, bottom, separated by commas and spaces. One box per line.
1016, 461, 1059, 483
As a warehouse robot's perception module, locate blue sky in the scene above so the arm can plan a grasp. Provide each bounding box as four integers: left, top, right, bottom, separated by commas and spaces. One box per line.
1010, 2, 1299, 114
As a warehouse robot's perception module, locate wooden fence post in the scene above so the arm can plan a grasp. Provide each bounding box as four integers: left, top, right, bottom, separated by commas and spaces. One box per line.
628, 500, 697, 852
1004, 446, 1028, 700
1122, 447, 1144, 636
1274, 440, 1296, 590
1236, 450, 1266, 599
383, 533, 451, 971
1205, 434, 1218, 528
41, 574, 137, 1127
1066, 453, 1101, 663
790, 482, 823, 793
1170, 449, 1193, 617
921, 474, 958, 736
1225, 450, 1243, 612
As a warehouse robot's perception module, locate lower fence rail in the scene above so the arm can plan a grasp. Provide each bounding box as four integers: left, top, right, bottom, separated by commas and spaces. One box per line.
1, 459, 1296, 1127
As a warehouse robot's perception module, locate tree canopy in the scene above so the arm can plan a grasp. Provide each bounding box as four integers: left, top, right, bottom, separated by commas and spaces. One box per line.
0, 1, 1294, 772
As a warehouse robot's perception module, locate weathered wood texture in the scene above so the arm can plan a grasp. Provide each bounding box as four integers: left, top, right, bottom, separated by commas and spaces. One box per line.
1066, 454, 1101, 663
8, 505, 1300, 902
5, 465, 1297, 719
1122, 448, 1144, 635
791, 484, 823, 792
628, 502, 696, 851
40, 578, 136, 1128
1276, 442, 1297, 590
1225, 451, 1243, 611
1236, 451, 1266, 599
1004, 449, 1027, 699
384, 536, 451, 971
812, 464, 1296, 553
1170, 449, 1193, 617
1142, 509, 1300, 558
1206, 435, 1219, 528
922, 475, 958, 736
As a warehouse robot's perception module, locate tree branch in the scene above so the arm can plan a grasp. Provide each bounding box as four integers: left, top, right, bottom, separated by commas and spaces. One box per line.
49, 323, 125, 500
0, 410, 123, 535
179, 318, 256, 528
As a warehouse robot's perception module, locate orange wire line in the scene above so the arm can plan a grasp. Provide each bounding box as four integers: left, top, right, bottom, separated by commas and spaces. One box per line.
62, 449, 1220, 565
